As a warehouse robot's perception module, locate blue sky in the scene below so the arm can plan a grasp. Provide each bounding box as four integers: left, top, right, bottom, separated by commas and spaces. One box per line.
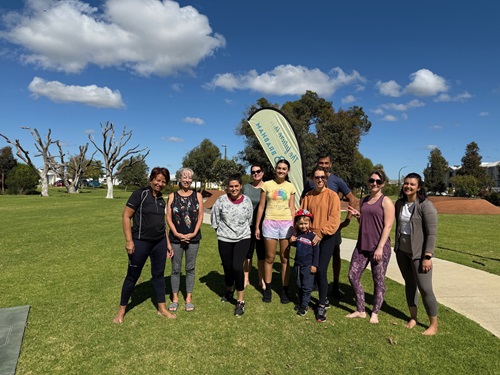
1, 0, 498, 181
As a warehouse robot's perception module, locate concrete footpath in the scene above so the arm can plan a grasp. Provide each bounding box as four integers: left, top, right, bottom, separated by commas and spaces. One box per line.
203, 212, 500, 337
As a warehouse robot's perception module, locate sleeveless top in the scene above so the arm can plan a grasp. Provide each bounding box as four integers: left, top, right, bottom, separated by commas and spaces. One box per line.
356, 194, 391, 252
168, 191, 202, 243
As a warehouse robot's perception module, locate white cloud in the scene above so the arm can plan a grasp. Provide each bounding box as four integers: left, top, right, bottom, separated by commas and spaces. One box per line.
376, 80, 402, 97
84, 129, 95, 134
372, 108, 384, 115
2, 0, 225, 76
479, 112, 489, 117
206, 65, 366, 96
427, 145, 438, 150
171, 83, 183, 92
162, 136, 184, 142
341, 95, 356, 104
224, 98, 233, 105
183, 117, 204, 125
434, 91, 472, 102
405, 69, 448, 96
28, 76, 124, 108
379, 99, 424, 112
382, 115, 398, 122
430, 125, 443, 130
401, 113, 408, 121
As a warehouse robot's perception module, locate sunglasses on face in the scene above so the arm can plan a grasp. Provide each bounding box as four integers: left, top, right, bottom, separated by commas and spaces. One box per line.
251, 170, 262, 175
314, 176, 326, 180
368, 178, 383, 185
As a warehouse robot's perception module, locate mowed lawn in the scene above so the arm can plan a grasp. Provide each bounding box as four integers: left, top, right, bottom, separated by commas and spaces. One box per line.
0, 189, 499, 375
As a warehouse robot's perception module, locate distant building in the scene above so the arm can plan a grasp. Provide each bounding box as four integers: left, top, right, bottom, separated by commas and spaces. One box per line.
481, 161, 500, 190
445, 162, 500, 190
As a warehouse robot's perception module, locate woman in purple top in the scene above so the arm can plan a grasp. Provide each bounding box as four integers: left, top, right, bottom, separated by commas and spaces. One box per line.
346, 169, 395, 324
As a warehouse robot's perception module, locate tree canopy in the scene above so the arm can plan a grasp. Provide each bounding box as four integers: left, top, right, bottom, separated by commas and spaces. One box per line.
236, 91, 372, 187
423, 148, 449, 194
116, 155, 149, 190
182, 138, 221, 189
0, 146, 17, 194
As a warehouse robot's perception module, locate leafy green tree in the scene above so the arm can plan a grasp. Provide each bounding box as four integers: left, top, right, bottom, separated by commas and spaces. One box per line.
182, 139, 221, 189
236, 91, 371, 187
236, 98, 278, 181
457, 142, 493, 191
0, 146, 17, 194
5, 163, 39, 195
212, 158, 246, 189
450, 175, 479, 197
116, 155, 149, 190
83, 160, 104, 181
351, 149, 374, 190
423, 148, 448, 194
316, 105, 371, 186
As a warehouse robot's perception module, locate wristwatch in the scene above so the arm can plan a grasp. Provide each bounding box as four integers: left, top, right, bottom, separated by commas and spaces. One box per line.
424, 254, 432, 260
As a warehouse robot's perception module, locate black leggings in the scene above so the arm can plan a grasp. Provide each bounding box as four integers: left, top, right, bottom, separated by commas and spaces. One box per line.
218, 239, 251, 292
119, 237, 167, 306
317, 234, 336, 305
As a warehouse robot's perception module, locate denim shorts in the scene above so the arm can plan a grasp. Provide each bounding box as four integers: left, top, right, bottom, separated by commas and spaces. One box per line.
262, 219, 294, 240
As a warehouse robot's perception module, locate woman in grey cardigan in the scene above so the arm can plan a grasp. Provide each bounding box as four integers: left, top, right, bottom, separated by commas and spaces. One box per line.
211, 174, 253, 317
394, 173, 438, 335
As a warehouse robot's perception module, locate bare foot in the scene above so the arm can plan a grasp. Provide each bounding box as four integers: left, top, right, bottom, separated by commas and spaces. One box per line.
346, 311, 366, 319
422, 325, 438, 335
369, 313, 379, 324
113, 313, 124, 324
158, 309, 176, 319
113, 306, 126, 323
405, 319, 417, 329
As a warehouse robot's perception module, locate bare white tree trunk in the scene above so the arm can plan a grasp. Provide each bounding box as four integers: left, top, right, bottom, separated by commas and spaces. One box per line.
0, 127, 58, 197
106, 176, 114, 199
39, 167, 50, 197
89, 122, 149, 199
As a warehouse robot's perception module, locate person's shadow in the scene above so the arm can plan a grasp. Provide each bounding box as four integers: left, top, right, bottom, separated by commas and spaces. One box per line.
199, 270, 232, 303
125, 275, 173, 313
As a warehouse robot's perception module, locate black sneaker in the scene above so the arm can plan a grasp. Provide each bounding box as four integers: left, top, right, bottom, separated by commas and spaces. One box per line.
325, 298, 331, 309
317, 305, 327, 323
221, 289, 234, 303
294, 304, 300, 311
235, 301, 245, 317
280, 290, 291, 304
262, 288, 272, 303
297, 306, 308, 316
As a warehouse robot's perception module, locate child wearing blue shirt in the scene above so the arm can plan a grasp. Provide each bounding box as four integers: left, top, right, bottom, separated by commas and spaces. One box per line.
290, 209, 319, 316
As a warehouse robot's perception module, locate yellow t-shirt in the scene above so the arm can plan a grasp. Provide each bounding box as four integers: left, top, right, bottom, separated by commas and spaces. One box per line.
262, 180, 296, 221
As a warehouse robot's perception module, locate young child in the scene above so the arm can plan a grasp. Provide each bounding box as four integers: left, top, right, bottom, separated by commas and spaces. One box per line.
290, 209, 319, 316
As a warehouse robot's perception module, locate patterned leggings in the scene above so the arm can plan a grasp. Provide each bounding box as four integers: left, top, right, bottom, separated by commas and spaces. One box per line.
348, 246, 391, 314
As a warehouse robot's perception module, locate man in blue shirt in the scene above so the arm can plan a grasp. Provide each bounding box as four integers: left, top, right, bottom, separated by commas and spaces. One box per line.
301, 153, 357, 299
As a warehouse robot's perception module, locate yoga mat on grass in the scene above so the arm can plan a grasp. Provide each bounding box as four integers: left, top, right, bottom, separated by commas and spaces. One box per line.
0, 305, 30, 375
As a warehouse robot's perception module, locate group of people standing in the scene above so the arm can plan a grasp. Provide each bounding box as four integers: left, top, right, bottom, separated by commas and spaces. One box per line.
113, 157, 439, 335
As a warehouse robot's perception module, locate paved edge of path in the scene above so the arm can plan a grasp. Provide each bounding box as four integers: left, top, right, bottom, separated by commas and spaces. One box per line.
203, 212, 500, 338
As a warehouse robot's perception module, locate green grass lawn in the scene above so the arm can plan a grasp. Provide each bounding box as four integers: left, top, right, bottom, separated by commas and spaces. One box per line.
1, 189, 499, 374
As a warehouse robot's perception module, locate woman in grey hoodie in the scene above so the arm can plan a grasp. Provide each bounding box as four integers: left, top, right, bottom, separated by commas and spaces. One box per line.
211, 174, 253, 317
394, 172, 438, 335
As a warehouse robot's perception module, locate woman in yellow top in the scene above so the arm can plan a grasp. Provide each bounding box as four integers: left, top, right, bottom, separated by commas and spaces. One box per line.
301, 166, 341, 322
255, 159, 296, 304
